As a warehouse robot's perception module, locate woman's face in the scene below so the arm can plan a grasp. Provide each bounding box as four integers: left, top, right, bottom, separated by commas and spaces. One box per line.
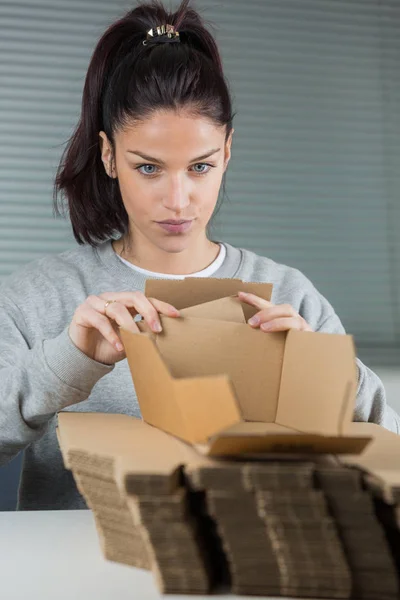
99, 110, 233, 255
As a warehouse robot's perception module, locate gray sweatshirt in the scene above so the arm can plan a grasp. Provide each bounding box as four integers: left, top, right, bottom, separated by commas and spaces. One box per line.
1, 240, 399, 510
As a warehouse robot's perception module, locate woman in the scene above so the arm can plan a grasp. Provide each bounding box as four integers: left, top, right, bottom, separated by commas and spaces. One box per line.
0, 0, 399, 511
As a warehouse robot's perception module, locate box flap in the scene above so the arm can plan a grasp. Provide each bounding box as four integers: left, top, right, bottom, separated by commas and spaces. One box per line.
58, 411, 143, 458
154, 316, 286, 422
120, 330, 185, 438
173, 376, 242, 445
180, 296, 246, 323
203, 423, 370, 457
222, 422, 293, 435
341, 422, 400, 488
145, 278, 273, 321
57, 412, 185, 474
57, 412, 210, 487
276, 330, 358, 435
120, 328, 242, 444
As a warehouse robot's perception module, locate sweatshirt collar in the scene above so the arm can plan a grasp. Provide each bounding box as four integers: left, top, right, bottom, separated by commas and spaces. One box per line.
95, 239, 243, 288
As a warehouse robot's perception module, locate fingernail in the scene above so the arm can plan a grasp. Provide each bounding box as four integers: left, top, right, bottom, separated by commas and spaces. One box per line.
116, 342, 124, 351
152, 321, 162, 333
261, 322, 272, 331
248, 316, 260, 326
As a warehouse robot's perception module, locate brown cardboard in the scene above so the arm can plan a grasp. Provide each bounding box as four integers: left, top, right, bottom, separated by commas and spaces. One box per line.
121, 332, 242, 444
316, 445, 400, 599
181, 295, 247, 322
57, 412, 221, 594
145, 277, 273, 321
56, 413, 400, 598
202, 429, 370, 457
184, 444, 352, 598
119, 277, 371, 455
154, 314, 285, 422
341, 422, 400, 496
57, 411, 203, 482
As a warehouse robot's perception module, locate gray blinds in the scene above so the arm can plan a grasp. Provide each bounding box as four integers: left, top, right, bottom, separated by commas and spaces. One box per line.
0, 0, 125, 273
0, 0, 399, 365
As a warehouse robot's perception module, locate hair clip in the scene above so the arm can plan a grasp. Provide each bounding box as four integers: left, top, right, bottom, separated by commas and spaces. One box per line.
143, 23, 180, 46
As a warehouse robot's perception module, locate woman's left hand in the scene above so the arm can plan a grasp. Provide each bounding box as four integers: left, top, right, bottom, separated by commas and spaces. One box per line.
238, 291, 313, 333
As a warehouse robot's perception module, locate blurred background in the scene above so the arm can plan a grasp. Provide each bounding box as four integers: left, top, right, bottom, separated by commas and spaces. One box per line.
0, 0, 399, 509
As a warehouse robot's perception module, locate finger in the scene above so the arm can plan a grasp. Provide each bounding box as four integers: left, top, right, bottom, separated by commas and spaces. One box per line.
248, 304, 297, 327
77, 305, 133, 351
238, 291, 273, 311
86, 296, 140, 334
260, 316, 307, 332
98, 292, 162, 333
147, 297, 181, 317
97, 292, 180, 318
125, 292, 163, 332
98, 291, 141, 316
97, 291, 144, 316
105, 303, 143, 334
97, 292, 180, 331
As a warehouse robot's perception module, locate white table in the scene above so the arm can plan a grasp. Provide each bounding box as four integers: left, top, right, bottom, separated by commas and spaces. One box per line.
0, 510, 320, 600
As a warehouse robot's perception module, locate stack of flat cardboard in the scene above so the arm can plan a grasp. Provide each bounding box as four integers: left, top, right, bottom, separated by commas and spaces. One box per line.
338, 422, 400, 599
128, 491, 211, 594
186, 460, 351, 598
58, 413, 400, 597
57, 412, 214, 595
363, 471, 400, 583
60, 437, 151, 570
366, 480, 400, 592
73, 469, 150, 569
316, 465, 399, 600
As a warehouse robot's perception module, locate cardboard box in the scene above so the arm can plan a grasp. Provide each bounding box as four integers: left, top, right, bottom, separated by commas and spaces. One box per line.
119, 278, 371, 456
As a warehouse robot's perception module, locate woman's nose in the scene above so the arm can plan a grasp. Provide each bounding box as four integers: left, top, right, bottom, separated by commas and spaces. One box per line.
161, 178, 190, 212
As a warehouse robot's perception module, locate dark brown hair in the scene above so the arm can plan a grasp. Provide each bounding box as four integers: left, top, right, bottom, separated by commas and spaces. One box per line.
53, 0, 236, 246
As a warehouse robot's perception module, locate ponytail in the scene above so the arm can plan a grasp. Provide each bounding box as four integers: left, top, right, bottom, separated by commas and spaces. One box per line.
53, 0, 235, 246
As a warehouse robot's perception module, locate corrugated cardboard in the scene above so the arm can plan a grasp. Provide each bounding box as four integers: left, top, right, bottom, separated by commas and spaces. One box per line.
316, 447, 400, 600
185, 456, 353, 597
57, 412, 216, 594
57, 413, 400, 598
119, 277, 371, 455
341, 422, 400, 502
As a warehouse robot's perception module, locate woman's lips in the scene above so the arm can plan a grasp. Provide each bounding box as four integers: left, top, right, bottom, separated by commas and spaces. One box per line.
156, 220, 193, 234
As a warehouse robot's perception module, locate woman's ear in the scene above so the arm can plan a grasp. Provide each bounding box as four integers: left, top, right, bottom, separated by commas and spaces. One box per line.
224, 128, 234, 171
99, 131, 117, 178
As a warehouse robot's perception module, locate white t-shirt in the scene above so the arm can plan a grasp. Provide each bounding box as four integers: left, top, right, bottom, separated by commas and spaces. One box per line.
116, 243, 226, 280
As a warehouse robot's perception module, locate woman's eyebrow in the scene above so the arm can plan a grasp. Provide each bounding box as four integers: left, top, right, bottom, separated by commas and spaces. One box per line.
126, 148, 221, 165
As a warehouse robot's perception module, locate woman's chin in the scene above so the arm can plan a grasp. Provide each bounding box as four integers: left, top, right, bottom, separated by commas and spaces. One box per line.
148, 233, 190, 254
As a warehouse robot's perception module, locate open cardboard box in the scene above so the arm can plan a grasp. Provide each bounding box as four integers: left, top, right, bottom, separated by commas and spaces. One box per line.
119, 278, 371, 456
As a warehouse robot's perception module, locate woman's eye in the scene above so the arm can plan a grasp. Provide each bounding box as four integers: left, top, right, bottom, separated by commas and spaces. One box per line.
135, 163, 215, 177
192, 163, 212, 175
136, 164, 158, 176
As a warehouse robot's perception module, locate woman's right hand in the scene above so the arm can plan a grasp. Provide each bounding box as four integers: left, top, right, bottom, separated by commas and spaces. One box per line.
68, 291, 180, 366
